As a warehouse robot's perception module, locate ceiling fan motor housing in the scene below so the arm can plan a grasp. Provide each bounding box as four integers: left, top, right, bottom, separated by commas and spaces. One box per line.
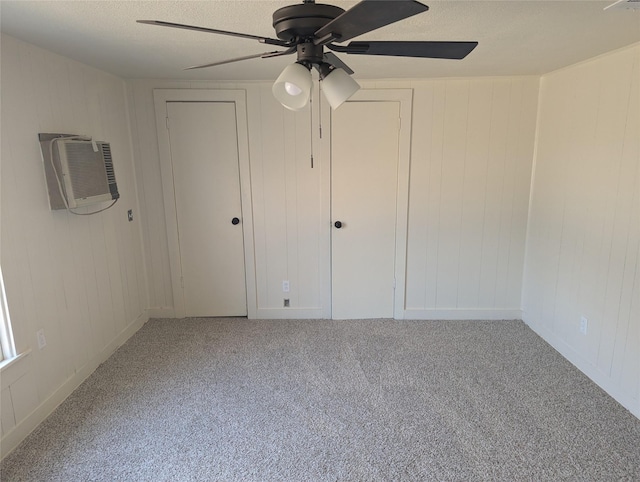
272, 3, 345, 42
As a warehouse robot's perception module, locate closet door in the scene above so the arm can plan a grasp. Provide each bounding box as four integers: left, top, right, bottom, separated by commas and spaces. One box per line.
165, 101, 247, 317
331, 100, 402, 319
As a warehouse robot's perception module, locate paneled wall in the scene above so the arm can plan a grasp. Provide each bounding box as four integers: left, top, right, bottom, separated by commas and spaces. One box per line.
0, 35, 148, 456
246, 84, 328, 316
127, 77, 539, 320
523, 44, 640, 418
403, 78, 539, 318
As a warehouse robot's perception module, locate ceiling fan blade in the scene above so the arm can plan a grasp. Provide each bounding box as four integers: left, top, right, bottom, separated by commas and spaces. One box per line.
137, 20, 290, 47
323, 52, 354, 75
329, 41, 478, 60
314, 0, 428, 44
185, 47, 296, 70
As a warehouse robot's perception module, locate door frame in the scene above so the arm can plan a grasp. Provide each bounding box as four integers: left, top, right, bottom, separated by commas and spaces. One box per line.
153, 89, 257, 319
328, 89, 413, 319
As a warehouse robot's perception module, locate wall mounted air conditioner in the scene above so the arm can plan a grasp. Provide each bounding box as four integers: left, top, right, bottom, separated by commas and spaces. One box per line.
39, 133, 120, 210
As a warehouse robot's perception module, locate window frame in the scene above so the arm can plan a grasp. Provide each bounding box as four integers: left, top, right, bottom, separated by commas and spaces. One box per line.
0, 265, 17, 363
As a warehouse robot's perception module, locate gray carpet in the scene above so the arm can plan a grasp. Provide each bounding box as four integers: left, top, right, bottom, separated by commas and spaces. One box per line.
2, 318, 639, 481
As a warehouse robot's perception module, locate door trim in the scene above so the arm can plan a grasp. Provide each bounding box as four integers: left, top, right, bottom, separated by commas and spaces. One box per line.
153, 89, 257, 319
329, 89, 413, 320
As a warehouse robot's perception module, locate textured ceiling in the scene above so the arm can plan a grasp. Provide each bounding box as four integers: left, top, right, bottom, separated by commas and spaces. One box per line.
1, 1, 639, 81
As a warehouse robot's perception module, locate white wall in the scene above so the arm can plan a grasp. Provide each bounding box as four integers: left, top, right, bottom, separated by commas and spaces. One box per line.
523, 44, 640, 418
404, 78, 539, 318
128, 77, 539, 320
0, 35, 149, 457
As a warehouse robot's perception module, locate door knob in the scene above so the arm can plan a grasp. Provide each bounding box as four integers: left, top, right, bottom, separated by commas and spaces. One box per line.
334, 221, 343, 229
231, 217, 240, 225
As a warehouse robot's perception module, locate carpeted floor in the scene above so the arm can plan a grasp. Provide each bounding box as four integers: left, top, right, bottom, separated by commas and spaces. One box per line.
2, 318, 639, 481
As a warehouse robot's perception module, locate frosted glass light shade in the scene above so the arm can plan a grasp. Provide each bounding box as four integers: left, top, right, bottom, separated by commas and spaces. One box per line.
322, 68, 360, 109
273, 63, 312, 111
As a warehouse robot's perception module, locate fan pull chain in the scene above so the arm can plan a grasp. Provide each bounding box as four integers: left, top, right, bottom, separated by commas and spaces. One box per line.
309, 93, 314, 169
319, 81, 323, 140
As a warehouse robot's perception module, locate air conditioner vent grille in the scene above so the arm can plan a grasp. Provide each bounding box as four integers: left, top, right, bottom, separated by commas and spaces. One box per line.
65, 143, 109, 199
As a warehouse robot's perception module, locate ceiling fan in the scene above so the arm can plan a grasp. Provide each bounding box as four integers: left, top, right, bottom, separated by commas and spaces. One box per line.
138, 0, 478, 110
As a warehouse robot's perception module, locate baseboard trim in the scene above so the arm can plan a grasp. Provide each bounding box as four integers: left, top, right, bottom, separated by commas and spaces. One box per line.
523, 316, 640, 420
254, 307, 324, 319
1, 310, 149, 460
403, 308, 523, 320
253, 308, 523, 321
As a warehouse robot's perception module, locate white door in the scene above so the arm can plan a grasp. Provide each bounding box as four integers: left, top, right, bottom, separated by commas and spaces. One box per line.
166, 101, 247, 317
331, 100, 401, 319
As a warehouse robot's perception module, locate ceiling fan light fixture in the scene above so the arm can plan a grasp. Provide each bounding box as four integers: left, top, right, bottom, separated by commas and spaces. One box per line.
321, 67, 361, 110
273, 62, 312, 111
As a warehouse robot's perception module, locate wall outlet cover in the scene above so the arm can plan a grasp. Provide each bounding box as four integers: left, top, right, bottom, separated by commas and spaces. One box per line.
580, 316, 588, 335
36, 329, 47, 349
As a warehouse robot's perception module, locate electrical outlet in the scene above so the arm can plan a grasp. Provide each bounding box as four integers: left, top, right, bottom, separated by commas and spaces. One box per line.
127, 209, 133, 222
282, 280, 290, 292
580, 316, 588, 335
284, 299, 290, 307
36, 329, 47, 349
